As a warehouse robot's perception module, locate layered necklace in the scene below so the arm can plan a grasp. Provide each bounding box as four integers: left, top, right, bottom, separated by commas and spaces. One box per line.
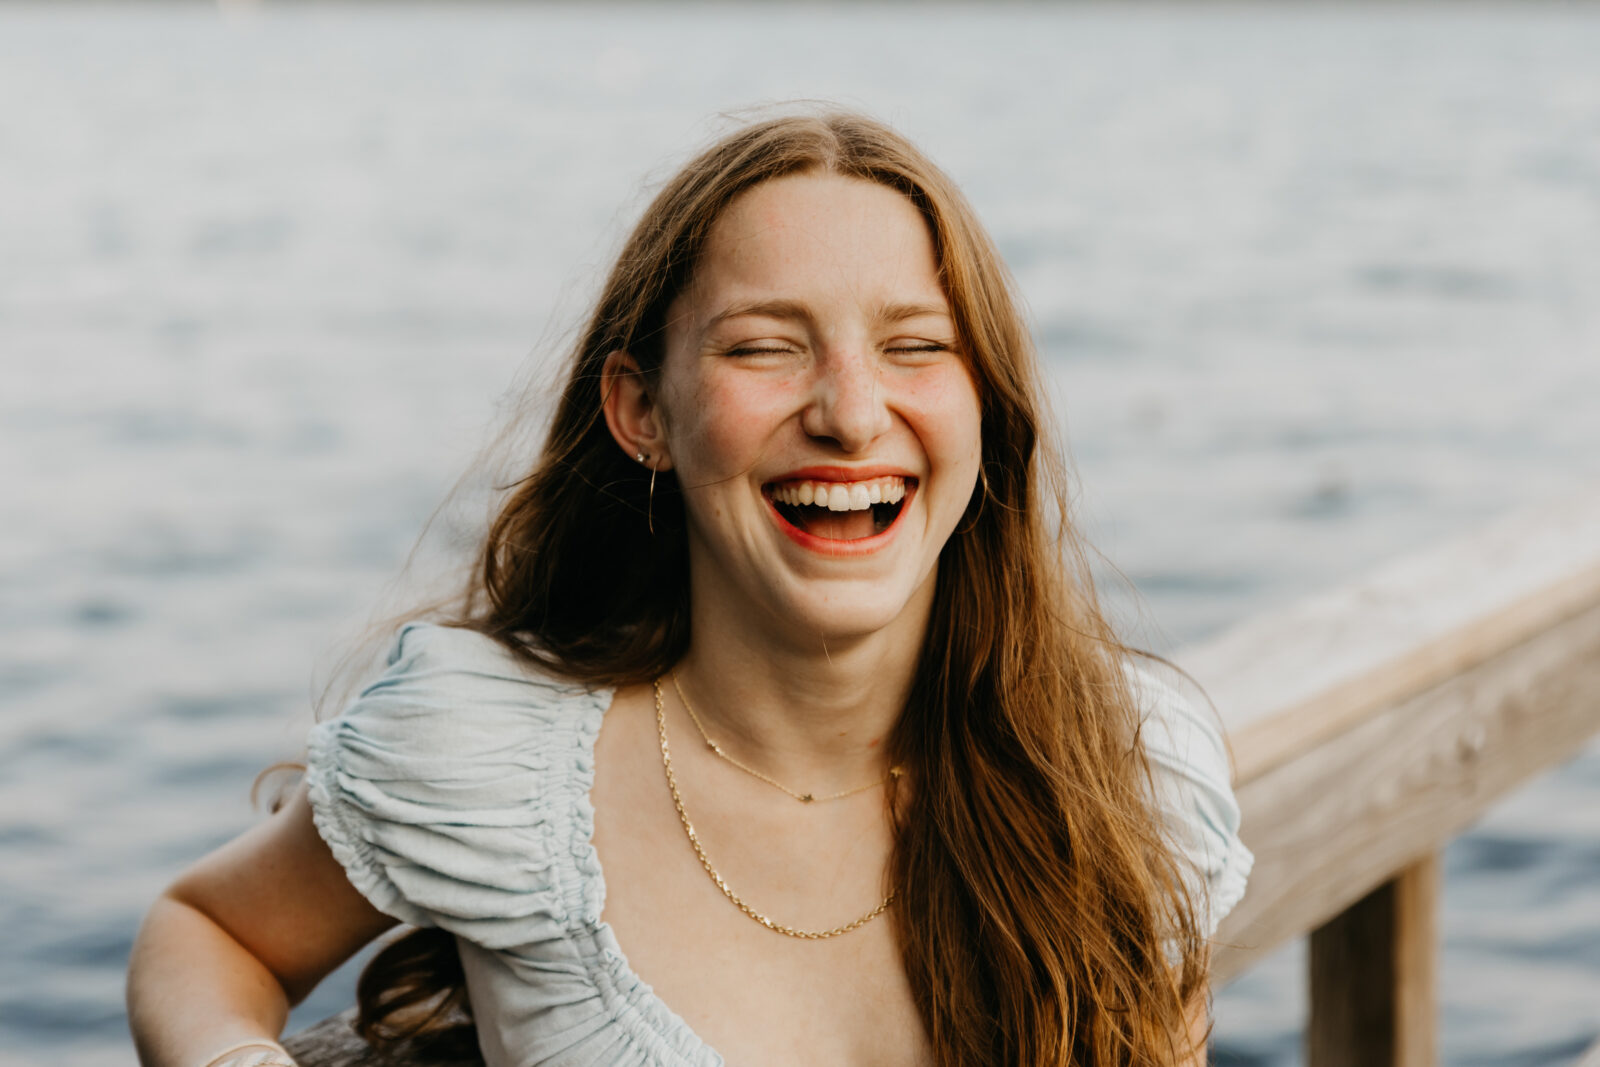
652, 675, 899, 939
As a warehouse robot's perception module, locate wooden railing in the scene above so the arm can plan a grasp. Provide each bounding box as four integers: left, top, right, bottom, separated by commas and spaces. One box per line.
287, 486, 1600, 1066
1194, 484, 1600, 1064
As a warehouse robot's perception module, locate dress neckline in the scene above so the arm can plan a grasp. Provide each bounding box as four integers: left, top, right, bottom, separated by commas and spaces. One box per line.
572, 684, 726, 1067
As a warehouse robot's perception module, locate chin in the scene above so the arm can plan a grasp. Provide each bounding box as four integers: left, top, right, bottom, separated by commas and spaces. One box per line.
771, 579, 933, 646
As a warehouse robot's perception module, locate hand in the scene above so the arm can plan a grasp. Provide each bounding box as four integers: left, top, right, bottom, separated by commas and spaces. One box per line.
202, 1042, 299, 1067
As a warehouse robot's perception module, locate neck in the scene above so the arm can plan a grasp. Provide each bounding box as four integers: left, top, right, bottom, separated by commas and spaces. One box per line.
673, 591, 929, 794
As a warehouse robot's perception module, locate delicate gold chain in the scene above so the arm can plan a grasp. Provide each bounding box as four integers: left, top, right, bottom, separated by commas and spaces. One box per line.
671, 672, 901, 804
653, 678, 895, 939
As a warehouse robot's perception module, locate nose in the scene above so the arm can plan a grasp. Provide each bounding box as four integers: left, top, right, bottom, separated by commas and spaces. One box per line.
800, 346, 893, 453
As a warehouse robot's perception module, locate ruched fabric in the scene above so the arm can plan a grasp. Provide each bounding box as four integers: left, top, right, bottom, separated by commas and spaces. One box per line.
307, 623, 1252, 1066
305, 622, 722, 1067
1127, 658, 1255, 942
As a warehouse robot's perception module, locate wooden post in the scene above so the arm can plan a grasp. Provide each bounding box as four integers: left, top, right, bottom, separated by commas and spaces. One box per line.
1308, 852, 1439, 1067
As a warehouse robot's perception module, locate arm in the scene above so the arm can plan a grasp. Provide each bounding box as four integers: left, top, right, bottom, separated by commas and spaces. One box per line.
127, 784, 398, 1067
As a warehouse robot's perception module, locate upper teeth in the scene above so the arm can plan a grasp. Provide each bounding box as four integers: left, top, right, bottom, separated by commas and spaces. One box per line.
771, 477, 907, 512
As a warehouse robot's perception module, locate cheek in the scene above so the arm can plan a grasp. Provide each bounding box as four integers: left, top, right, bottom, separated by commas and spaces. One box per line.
673, 371, 797, 476
901, 366, 983, 464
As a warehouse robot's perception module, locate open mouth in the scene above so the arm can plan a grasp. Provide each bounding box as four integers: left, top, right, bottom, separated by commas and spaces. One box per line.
764, 476, 914, 542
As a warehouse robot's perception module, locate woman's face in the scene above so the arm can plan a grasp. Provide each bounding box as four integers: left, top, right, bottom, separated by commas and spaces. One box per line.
654, 171, 983, 645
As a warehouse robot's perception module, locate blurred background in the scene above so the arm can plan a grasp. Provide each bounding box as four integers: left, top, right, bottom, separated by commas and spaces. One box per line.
2, 2, 1598, 1064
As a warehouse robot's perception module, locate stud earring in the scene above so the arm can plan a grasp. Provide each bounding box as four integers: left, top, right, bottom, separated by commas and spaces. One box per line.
636, 452, 646, 463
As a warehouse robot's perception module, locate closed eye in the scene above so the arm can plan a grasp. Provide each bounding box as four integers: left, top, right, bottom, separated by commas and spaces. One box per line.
885, 341, 957, 361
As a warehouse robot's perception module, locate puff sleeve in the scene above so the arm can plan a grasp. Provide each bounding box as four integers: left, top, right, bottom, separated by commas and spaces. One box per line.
1129, 659, 1254, 939
303, 621, 610, 949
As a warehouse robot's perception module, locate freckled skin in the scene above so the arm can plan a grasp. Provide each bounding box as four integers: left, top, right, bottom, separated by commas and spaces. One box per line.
654, 173, 984, 648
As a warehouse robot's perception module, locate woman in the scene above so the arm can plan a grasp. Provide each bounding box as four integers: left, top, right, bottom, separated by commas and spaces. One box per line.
127, 110, 1250, 1067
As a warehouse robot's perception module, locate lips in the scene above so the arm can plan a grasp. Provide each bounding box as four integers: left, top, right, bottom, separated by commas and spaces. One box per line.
763, 474, 915, 542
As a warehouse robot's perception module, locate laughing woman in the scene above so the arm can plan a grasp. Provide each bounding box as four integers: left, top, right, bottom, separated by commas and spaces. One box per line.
127, 111, 1251, 1067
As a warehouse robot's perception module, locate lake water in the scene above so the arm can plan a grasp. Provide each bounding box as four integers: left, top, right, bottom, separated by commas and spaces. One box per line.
2, 3, 1598, 1064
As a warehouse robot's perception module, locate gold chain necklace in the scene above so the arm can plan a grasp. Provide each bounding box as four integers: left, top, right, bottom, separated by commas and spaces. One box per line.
653, 678, 895, 939
670, 672, 902, 803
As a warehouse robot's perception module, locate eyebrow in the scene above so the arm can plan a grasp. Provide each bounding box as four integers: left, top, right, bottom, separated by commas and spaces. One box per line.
705, 299, 813, 331
876, 301, 952, 323
704, 299, 952, 331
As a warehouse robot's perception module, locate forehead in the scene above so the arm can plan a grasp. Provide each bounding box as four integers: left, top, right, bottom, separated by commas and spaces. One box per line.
682, 172, 946, 317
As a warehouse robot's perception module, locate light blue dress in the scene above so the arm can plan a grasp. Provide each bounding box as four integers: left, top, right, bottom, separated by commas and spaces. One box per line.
305, 622, 1252, 1067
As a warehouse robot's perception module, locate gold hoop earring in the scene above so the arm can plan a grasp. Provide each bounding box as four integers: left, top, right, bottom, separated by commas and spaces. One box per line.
957, 461, 990, 535
648, 463, 658, 536
637, 452, 657, 535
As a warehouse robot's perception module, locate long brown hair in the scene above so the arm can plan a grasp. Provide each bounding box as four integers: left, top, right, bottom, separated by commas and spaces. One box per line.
356, 110, 1208, 1065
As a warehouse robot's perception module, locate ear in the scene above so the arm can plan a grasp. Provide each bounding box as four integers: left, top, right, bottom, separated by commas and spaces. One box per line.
600, 350, 673, 471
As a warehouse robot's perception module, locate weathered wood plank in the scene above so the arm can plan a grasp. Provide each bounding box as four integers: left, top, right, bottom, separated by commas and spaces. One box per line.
1189, 487, 1600, 982
1211, 594, 1600, 982
1183, 488, 1600, 784
1306, 853, 1437, 1067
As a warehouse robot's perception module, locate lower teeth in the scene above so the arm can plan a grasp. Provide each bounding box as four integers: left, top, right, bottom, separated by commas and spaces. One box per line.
775, 501, 900, 537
